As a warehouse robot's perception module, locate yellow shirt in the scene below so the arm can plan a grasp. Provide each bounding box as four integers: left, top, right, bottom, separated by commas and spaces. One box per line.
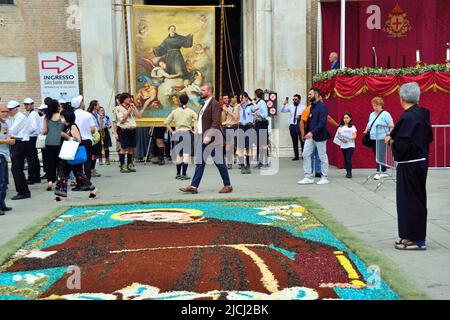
116, 105, 137, 129
164, 107, 198, 131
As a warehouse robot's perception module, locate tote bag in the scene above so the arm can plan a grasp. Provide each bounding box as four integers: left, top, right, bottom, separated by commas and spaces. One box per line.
59, 139, 79, 160
92, 128, 101, 145
68, 145, 87, 165
36, 134, 47, 149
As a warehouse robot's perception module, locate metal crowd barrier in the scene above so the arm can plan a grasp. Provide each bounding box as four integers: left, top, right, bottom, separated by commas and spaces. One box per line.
364, 125, 395, 192
365, 124, 450, 191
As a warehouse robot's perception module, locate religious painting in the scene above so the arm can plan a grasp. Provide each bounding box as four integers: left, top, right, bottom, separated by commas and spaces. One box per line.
132, 6, 215, 126
0, 200, 400, 300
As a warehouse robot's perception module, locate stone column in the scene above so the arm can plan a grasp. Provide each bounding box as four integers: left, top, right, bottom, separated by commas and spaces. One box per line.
111, 0, 144, 100
79, 0, 115, 109
112, 0, 128, 97
243, 0, 256, 93
243, 0, 309, 157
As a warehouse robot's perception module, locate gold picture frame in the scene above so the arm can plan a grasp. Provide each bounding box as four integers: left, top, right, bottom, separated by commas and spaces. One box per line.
131, 5, 216, 127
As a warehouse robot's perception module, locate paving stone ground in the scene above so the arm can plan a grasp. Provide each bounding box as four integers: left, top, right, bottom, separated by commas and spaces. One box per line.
1, 159, 448, 299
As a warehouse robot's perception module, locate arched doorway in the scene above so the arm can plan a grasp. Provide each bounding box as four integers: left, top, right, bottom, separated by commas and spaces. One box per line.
144, 0, 243, 98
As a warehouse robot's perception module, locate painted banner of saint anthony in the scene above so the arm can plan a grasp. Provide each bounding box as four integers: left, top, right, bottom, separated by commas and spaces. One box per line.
133, 7, 215, 119
153, 25, 193, 79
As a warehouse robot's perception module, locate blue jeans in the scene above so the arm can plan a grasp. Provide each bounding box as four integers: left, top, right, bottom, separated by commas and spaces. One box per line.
303, 139, 329, 178
311, 148, 321, 174
0, 155, 9, 210
191, 142, 231, 189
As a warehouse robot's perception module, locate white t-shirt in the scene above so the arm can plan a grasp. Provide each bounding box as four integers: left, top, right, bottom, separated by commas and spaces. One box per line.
27, 110, 42, 137
9, 111, 30, 142
197, 97, 212, 135
337, 125, 357, 149
75, 109, 96, 141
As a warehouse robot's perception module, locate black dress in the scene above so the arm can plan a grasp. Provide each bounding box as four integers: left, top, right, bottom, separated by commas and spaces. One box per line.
390, 105, 433, 241
100, 116, 112, 148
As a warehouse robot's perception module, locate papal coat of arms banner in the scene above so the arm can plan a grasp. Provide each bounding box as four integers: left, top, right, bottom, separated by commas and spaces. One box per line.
132, 6, 215, 125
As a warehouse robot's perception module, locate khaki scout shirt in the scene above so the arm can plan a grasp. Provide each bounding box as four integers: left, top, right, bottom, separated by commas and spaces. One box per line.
221, 104, 240, 127
116, 105, 137, 129
165, 106, 198, 131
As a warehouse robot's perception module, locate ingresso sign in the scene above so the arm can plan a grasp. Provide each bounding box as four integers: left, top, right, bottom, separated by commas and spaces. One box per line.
38, 52, 79, 102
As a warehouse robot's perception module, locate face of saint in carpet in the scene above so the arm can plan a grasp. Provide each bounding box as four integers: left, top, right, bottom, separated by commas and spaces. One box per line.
119, 210, 195, 223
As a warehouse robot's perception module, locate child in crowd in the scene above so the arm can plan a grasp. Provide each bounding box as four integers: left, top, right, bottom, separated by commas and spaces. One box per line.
164, 94, 197, 180
336, 112, 357, 178
98, 107, 112, 165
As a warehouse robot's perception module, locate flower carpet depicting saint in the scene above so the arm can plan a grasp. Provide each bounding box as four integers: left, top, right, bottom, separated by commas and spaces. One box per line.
0, 200, 399, 300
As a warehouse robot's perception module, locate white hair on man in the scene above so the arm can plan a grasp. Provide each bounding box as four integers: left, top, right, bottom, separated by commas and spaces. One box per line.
399, 82, 421, 104
330, 52, 338, 58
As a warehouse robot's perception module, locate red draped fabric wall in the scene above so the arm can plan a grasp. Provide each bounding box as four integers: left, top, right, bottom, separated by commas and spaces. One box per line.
321, 1, 341, 69
321, 0, 450, 70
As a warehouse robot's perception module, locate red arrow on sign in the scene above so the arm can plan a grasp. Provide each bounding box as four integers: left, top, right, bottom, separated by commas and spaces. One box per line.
41, 56, 75, 74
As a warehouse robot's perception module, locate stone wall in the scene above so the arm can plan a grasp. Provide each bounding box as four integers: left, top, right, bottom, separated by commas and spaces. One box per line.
243, 0, 310, 157
0, 0, 81, 103
0, 0, 317, 159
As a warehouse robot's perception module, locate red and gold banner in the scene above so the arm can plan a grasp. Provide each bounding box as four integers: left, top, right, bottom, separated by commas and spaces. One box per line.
315, 71, 450, 99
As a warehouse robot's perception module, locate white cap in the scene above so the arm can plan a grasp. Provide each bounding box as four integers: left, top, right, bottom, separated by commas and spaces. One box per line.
7, 101, 20, 109
38, 104, 48, 110
24, 98, 34, 104
71, 95, 83, 109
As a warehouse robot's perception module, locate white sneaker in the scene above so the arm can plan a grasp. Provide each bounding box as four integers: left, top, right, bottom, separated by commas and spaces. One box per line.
317, 177, 329, 185
379, 173, 390, 179
298, 178, 315, 185
373, 174, 381, 180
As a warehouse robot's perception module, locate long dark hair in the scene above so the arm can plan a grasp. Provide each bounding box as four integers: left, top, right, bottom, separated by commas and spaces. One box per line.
87, 100, 98, 114
45, 99, 60, 119
340, 112, 354, 127
115, 94, 121, 107
240, 92, 249, 101
61, 109, 76, 125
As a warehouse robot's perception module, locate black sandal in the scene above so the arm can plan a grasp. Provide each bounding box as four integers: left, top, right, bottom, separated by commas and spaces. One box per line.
395, 240, 427, 251
89, 188, 98, 199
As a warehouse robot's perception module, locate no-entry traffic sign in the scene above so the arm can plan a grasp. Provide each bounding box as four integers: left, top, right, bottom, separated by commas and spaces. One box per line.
38, 52, 79, 102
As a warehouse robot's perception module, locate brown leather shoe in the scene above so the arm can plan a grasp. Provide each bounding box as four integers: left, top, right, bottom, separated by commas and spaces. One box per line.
180, 186, 198, 194
219, 185, 233, 194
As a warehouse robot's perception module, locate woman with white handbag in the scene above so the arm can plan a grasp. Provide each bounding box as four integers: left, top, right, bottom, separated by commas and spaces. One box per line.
55, 109, 98, 201
41, 99, 65, 191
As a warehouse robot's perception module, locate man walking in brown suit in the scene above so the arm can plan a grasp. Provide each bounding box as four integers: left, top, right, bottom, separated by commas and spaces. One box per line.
180, 84, 233, 194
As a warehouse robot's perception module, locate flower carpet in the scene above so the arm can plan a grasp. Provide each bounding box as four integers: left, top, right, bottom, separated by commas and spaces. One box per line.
0, 199, 401, 300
